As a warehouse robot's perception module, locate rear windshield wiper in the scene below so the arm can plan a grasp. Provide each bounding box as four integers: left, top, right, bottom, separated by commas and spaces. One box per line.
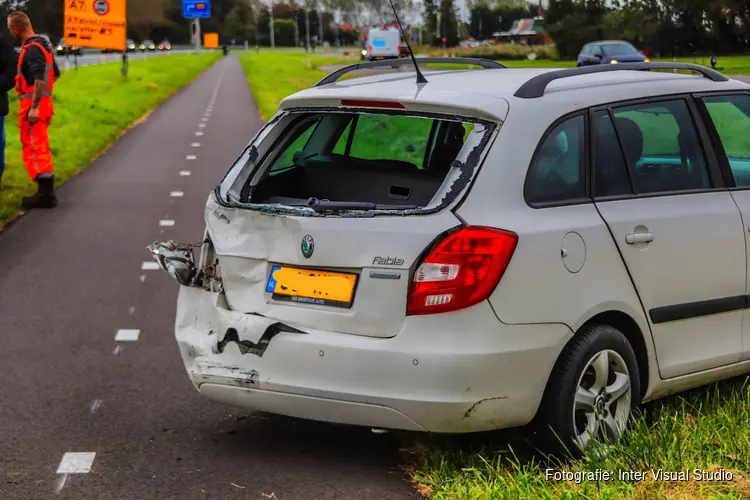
307, 197, 419, 213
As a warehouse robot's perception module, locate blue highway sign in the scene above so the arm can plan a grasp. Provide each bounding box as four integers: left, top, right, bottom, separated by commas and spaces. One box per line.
183, 0, 211, 19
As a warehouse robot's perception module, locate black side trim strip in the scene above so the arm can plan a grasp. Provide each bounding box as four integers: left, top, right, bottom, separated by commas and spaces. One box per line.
649, 295, 747, 324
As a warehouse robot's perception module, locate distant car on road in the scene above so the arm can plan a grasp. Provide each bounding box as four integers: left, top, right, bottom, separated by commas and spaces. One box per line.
56, 38, 82, 56
158, 39, 172, 51
140, 40, 156, 52
577, 41, 650, 66
127, 39, 137, 52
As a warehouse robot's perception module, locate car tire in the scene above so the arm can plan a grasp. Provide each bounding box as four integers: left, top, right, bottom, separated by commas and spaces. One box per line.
530, 324, 641, 457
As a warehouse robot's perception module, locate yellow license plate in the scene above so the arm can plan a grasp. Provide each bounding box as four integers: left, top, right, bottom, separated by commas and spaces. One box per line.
266, 266, 357, 308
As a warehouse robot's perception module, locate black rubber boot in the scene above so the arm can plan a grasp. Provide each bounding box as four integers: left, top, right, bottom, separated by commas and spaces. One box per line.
21, 179, 42, 209
22, 176, 57, 209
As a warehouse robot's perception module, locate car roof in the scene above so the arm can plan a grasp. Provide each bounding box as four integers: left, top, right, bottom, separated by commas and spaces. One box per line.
588, 40, 632, 45
281, 68, 750, 121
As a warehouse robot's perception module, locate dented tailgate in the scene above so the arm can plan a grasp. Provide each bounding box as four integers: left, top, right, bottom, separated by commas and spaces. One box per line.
205, 195, 463, 338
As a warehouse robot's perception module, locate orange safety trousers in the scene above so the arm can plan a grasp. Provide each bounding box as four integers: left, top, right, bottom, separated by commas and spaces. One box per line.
16, 41, 56, 181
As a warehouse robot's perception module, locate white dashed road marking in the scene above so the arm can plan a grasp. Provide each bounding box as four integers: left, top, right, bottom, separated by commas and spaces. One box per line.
159, 219, 175, 227
139, 274, 146, 282
199, 123, 206, 128
179, 170, 192, 176
170, 191, 184, 197
141, 261, 160, 271
90, 399, 102, 414
115, 329, 140, 341
186, 154, 197, 160
195, 131, 204, 136
113, 345, 122, 355
191, 142, 201, 148
202, 117, 208, 122
57, 452, 96, 474
129, 306, 136, 315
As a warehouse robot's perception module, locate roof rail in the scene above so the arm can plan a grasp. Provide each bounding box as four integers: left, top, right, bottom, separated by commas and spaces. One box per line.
513, 62, 729, 99
315, 57, 505, 87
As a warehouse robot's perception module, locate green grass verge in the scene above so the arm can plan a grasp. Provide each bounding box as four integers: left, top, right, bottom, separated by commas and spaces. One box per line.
406, 378, 750, 499
237, 52, 350, 121
0, 53, 221, 227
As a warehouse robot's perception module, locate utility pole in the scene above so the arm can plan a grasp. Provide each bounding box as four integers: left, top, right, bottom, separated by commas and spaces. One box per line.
193, 19, 202, 53
305, 8, 310, 50
269, 1, 275, 48
318, 9, 323, 45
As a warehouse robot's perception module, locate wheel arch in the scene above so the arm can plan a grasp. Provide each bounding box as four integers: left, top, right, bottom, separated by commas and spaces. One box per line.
577, 310, 650, 398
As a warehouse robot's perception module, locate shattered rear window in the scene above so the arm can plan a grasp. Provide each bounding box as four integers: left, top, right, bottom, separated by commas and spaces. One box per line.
221, 110, 496, 216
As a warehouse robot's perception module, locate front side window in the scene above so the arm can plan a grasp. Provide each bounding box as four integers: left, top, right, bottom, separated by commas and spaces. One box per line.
526, 115, 586, 204
594, 99, 710, 196
701, 94, 750, 187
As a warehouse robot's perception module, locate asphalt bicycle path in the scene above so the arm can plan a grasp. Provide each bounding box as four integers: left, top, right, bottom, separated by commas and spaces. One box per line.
0, 55, 415, 499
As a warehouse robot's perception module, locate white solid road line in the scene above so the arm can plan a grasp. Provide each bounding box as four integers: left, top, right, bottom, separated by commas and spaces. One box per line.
141, 261, 160, 270
179, 170, 192, 176
186, 154, 197, 160
115, 329, 141, 341
159, 219, 176, 227
57, 452, 96, 474
170, 191, 184, 197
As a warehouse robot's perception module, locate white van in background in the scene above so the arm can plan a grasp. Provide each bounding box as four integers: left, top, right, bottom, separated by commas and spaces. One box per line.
365, 27, 401, 61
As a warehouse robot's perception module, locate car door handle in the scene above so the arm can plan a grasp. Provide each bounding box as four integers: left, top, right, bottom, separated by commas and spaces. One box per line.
625, 232, 653, 244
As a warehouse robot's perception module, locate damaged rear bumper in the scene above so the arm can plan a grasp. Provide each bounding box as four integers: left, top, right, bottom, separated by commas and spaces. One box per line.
176, 286, 573, 433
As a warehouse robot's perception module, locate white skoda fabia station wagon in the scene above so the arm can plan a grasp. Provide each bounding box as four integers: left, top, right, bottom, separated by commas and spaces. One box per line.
150, 59, 750, 454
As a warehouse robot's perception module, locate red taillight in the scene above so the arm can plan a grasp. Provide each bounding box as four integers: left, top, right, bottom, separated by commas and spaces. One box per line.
407, 227, 518, 316
397, 44, 401, 52
368, 45, 373, 52
341, 99, 405, 109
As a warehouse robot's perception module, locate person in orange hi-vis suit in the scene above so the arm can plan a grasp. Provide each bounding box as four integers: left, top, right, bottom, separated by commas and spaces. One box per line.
8, 11, 61, 209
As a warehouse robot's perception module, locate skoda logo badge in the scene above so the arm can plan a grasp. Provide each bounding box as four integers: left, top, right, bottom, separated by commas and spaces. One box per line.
301, 235, 314, 258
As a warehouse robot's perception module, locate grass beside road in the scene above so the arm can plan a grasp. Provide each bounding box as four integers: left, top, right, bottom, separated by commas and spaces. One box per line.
240, 53, 750, 499
237, 52, 350, 120
0, 52, 221, 228
407, 377, 750, 499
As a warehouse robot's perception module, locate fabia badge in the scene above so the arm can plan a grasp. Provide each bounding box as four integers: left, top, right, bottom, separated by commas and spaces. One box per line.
301, 234, 314, 258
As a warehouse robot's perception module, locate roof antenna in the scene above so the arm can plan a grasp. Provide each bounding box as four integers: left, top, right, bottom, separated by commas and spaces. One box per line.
387, 0, 427, 84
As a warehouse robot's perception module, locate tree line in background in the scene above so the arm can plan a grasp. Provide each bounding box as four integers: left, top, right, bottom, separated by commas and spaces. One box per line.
547, 0, 750, 58
465, 0, 750, 58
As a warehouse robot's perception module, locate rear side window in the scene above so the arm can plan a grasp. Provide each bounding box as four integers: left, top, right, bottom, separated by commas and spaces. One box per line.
526, 115, 586, 204
701, 94, 750, 187
594, 99, 710, 196
270, 118, 320, 173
